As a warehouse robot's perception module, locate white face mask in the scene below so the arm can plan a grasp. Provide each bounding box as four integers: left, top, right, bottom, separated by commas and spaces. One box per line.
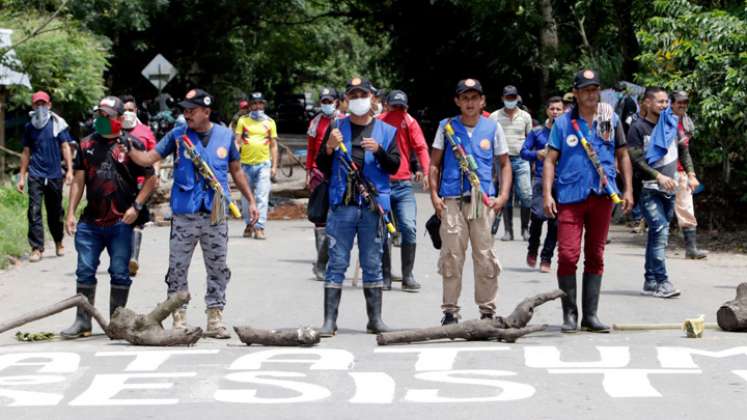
348, 97, 371, 116
503, 99, 518, 110
122, 111, 138, 130
250, 110, 266, 120
321, 103, 336, 116
30, 105, 50, 129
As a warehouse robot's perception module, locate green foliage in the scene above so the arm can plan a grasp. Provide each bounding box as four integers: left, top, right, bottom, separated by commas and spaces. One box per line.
636, 0, 747, 183
0, 184, 29, 268
0, 8, 110, 117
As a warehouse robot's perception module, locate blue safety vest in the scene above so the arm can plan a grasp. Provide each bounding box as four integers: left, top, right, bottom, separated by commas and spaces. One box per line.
553, 109, 620, 204
170, 125, 233, 215
438, 116, 496, 198
328, 117, 396, 211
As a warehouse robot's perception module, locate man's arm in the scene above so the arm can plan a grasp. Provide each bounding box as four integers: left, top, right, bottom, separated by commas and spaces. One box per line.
520, 131, 538, 162
65, 170, 85, 235
428, 148, 445, 218
128, 148, 163, 167
229, 160, 259, 224
493, 153, 512, 212
543, 149, 559, 218
409, 119, 431, 177
270, 136, 279, 178
615, 147, 634, 213
16, 147, 30, 193
61, 142, 74, 185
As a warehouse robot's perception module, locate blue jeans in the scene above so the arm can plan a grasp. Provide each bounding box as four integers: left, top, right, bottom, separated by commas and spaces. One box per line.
241, 161, 271, 229
504, 156, 532, 209
75, 221, 134, 287
640, 189, 675, 283
390, 180, 417, 245
325, 205, 384, 287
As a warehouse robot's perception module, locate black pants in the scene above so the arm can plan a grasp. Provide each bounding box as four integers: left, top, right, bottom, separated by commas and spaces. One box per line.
27, 176, 64, 251
527, 213, 557, 262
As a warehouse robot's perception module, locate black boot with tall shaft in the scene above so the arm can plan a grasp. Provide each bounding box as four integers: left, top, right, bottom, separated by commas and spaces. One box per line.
557, 275, 578, 333
364, 287, 389, 334
61, 283, 96, 338
401, 243, 421, 292
581, 273, 610, 333
319, 287, 341, 337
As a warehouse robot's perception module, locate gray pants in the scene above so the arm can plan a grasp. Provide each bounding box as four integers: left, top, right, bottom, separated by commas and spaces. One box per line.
166, 214, 230, 309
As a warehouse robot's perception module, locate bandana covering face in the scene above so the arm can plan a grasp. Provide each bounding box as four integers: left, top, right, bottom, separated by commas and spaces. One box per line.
30, 106, 50, 129
94, 116, 122, 136
122, 111, 138, 130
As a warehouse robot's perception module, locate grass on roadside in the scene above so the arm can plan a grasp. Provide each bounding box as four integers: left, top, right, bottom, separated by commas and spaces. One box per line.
0, 184, 29, 269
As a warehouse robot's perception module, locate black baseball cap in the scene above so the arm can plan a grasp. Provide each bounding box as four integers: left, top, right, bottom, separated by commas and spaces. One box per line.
387, 90, 408, 107
346, 77, 373, 94
573, 69, 601, 89
455, 78, 483, 95
179, 89, 215, 109
502, 85, 519, 97
94, 96, 125, 117
319, 87, 337, 101
249, 92, 266, 103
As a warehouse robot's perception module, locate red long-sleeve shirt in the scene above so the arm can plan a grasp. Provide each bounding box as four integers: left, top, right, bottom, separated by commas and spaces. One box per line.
306, 113, 334, 170
378, 110, 430, 181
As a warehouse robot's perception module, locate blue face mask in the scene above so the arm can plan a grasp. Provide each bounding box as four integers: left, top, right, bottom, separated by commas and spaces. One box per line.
321, 103, 336, 116
503, 100, 518, 109
250, 110, 265, 120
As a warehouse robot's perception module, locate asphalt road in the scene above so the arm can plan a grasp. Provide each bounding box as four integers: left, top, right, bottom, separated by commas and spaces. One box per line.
1, 192, 746, 419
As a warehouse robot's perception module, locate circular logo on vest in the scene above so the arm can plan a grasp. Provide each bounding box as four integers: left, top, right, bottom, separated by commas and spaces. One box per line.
566, 134, 579, 147
480, 138, 491, 151
216, 146, 228, 159
183, 150, 190, 160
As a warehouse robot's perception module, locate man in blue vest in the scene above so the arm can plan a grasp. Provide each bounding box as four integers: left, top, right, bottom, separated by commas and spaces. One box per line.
543, 69, 634, 333
128, 88, 259, 339
315, 77, 401, 336
429, 78, 512, 325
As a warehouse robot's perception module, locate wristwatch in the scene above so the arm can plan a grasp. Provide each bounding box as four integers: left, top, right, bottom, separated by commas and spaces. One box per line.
133, 201, 143, 212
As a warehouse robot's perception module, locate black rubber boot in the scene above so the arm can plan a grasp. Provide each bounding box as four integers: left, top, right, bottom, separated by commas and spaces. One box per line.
441, 312, 458, 325
319, 287, 341, 337
683, 228, 707, 260
558, 275, 578, 333
364, 287, 389, 334
312, 227, 328, 281
61, 283, 96, 339
110, 285, 130, 317
501, 207, 514, 241
382, 238, 392, 291
401, 243, 421, 292
520, 207, 531, 241
129, 229, 142, 276
580, 273, 610, 333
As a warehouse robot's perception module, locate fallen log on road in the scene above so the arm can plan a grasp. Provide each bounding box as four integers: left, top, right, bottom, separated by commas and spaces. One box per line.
376, 289, 564, 345
717, 282, 747, 332
107, 292, 202, 346
0, 294, 108, 336
234, 326, 320, 346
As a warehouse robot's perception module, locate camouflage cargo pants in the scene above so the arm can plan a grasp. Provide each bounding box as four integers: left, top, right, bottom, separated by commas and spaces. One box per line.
165, 213, 231, 309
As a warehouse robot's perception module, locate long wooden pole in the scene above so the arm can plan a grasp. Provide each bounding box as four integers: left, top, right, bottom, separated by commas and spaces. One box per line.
0, 294, 109, 335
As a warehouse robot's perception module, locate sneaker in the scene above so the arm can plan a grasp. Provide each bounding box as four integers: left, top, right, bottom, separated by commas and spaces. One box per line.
29, 249, 42, 263
640, 280, 658, 296
539, 260, 551, 273
55, 242, 65, 257
653, 281, 681, 299
632, 219, 646, 234
480, 313, 494, 320
128, 260, 139, 276
254, 229, 266, 240
242, 224, 254, 238
526, 253, 537, 268
441, 312, 459, 326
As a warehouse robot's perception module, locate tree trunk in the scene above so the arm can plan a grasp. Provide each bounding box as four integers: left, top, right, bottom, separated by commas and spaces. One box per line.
234, 326, 320, 346
613, 0, 640, 80
538, 0, 559, 100
0, 294, 108, 335
376, 290, 564, 345
717, 282, 747, 332
107, 291, 203, 346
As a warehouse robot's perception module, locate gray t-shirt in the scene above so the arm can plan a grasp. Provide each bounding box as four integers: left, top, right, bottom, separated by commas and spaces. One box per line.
488, 108, 532, 156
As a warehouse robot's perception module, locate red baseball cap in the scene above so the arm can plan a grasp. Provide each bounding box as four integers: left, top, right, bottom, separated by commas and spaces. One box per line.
31, 91, 51, 104
239, 100, 249, 109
